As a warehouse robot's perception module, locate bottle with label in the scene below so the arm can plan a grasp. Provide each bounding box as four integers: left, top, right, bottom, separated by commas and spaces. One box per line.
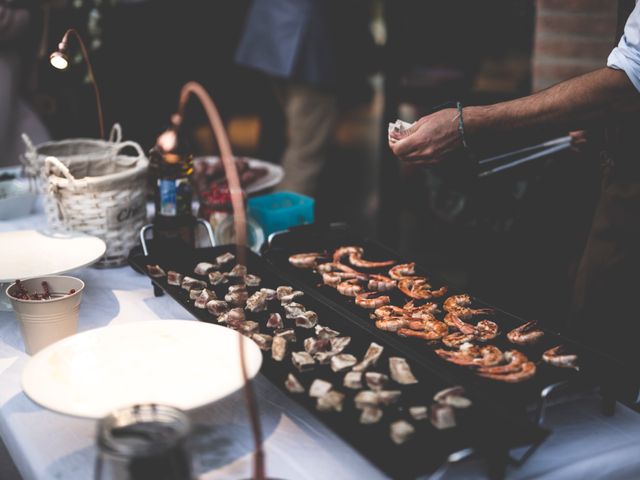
148, 129, 195, 251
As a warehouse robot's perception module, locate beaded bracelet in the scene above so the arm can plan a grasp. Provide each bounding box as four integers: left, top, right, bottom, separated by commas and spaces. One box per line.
456, 101, 471, 153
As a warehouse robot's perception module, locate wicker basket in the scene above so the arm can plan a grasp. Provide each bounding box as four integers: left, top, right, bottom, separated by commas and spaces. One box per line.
20, 124, 124, 231
44, 141, 149, 267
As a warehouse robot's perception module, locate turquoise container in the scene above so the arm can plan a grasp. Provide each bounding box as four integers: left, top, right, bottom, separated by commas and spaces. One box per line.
247, 191, 314, 238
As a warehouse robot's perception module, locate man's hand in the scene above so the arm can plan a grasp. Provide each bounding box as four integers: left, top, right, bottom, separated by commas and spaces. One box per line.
388, 108, 462, 164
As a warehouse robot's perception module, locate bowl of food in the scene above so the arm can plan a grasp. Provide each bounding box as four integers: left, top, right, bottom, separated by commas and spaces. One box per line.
192, 156, 283, 195
0, 167, 37, 221
6, 276, 84, 355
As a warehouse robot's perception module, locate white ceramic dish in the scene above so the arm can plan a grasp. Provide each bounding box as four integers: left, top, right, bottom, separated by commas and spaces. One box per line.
193, 156, 284, 194
22, 320, 263, 418
0, 230, 106, 283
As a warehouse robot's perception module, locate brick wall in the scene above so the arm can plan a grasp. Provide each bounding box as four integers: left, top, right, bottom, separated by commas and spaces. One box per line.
532, 0, 618, 91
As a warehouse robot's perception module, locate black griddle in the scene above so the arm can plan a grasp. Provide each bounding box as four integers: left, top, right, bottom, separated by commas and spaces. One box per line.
260, 223, 627, 417
129, 242, 547, 479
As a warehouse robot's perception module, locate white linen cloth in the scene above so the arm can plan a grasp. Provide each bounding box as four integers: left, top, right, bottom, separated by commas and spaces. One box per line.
608, 1, 640, 91
1, 213, 640, 479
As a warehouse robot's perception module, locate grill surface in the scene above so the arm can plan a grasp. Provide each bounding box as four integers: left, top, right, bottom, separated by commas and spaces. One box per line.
260, 224, 627, 414
129, 242, 547, 478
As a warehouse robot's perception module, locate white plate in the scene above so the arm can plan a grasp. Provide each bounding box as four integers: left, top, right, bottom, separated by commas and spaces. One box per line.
193, 156, 284, 194
0, 230, 106, 283
22, 320, 263, 418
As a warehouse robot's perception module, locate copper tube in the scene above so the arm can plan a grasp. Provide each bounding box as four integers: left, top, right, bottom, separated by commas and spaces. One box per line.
172, 82, 247, 252
168, 82, 262, 479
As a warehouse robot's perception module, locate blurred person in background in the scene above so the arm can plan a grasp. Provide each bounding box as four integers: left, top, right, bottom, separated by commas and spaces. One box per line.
389, 1, 640, 386
0, 0, 48, 167
235, 0, 375, 197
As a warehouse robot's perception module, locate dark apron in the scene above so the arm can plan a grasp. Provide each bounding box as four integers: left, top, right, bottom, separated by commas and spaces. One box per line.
572, 0, 640, 378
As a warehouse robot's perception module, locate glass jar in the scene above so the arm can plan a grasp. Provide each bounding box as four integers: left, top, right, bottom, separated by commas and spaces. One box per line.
95, 404, 192, 480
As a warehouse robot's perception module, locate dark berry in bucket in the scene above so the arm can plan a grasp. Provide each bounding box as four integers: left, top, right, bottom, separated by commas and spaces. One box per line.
10, 280, 76, 300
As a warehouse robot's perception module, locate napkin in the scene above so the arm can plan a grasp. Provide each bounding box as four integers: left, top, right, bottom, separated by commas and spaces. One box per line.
388, 120, 414, 144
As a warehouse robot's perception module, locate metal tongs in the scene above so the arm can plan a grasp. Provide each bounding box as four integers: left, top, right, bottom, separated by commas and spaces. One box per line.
477, 136, 571, 177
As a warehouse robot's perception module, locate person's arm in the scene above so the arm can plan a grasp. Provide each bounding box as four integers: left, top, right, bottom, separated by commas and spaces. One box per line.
389, 67, 640, 163
468, 67, 639, 133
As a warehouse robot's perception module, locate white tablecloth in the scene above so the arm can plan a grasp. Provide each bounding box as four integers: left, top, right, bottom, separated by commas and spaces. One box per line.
2, 214, 640, 480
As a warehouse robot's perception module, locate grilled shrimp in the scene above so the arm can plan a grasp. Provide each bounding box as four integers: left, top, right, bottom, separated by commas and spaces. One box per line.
435, 345, 503, 367
408, 310, 438, 322
389, 263, 417, 280
349, 254, 395, 269
368, 274, 397, 292
289, 252, 326, 268
317, 262, 361, 274
398, 319, 448, 341
442, 332, 476, 348
398, 329, 443, 341
398, 278, 447, 300
322, 271, 364, 287
398, 277, 430, 293
404, 301, 440, 316
435, 347, 478, 366
426, 286, 448, 299
337, 278, 365, 297
445, 313, 498, 340
444, 312, 476, 335
444, 294, 472, 312
471, 345, 503, 367
453, 307, 494, 318
507, 321, 544, 345
542, 345, 578, 369
475, 320, 499, 341
477, 361, 536, 383
373, 305, 407, 318
444, 294, 493, 316
434, 344, 480, 366
333, 246, 364, 263
476, 350, 528, 374
322, 272, 345, 287
355, 292, 391, 309
375, 317, 411, 332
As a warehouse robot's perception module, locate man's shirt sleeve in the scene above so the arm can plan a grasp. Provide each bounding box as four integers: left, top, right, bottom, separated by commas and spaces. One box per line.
608, 2, 640, 92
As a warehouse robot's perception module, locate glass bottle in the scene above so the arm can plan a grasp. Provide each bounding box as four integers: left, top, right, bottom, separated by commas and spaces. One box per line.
148, 129, 195, 250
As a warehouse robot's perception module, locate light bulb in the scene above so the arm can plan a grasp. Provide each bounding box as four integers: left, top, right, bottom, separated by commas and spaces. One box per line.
156, 128, 178, 153
49, 51, 69, 70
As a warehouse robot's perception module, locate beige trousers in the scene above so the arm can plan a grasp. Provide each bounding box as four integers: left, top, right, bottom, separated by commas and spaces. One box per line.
275, 82, 338, 197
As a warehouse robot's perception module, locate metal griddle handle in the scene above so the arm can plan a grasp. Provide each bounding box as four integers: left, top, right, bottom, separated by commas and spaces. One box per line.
535, 380, 571, 426
266, 229, 290, 249
139, 219, 216, 257
429, 448, 475, 480
139, 224, 153, 256
509, 379, 603, 468
196, 218, 216, 248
